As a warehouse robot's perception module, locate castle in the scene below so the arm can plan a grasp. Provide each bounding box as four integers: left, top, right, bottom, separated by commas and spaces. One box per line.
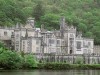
0, 17, 94, 55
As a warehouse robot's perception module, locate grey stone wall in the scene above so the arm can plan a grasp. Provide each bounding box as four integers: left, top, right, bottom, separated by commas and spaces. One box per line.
94, 45, 100, 55
34, 54, 100, 64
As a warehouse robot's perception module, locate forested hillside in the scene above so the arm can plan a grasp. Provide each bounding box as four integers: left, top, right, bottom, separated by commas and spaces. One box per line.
0, 0, 100, 45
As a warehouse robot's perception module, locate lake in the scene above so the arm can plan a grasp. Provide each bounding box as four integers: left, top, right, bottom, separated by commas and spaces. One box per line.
0, 70, 100, 75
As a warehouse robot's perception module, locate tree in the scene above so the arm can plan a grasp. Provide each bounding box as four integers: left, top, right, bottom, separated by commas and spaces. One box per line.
41, 13, 60, 30
0, 50, 23, 69
85, 31, 93, 38
0, 0, 100, 45
0, 42, 37, 69
77, 23, 87, 32
32, 0, 45, 21
0, 0, 27, 26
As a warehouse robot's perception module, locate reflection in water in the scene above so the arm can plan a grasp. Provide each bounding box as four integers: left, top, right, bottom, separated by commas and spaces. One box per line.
0, 70, 100, 75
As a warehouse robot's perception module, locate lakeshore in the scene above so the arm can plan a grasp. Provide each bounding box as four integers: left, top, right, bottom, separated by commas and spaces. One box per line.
37, 63, 100, 70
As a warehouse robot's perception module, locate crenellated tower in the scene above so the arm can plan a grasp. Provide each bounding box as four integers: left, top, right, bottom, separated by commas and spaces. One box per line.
59, 16, 77, 54
27, 17, 35, 28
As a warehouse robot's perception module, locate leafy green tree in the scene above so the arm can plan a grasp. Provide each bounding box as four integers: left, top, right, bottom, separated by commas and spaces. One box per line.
41, 13, 60, 30
77, 23, 87, 32
0, 0, 100, 44
32, 0, 45, 21
85, 31, 93, 38
0, 0, 27, 26
0, 42, 37, 69
0, 50, 23, 69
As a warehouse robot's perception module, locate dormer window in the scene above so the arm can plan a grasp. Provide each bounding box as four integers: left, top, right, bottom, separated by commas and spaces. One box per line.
77, 41, 81, 49
12, 32, 14, 35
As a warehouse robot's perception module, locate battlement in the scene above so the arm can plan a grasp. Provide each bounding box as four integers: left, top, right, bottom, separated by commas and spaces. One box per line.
67, 25, 76, 31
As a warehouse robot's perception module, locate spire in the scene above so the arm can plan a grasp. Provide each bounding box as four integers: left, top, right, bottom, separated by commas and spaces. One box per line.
60, 16, 65, 30
60, 16, 65, 38
41, 24, 44, 31
25, 29, 28, 38
16, 22, 20, 28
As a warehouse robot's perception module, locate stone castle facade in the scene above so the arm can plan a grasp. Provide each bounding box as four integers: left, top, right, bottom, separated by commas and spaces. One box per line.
0, 17, 94, 55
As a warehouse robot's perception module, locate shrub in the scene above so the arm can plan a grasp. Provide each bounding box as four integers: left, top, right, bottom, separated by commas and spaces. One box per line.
38, 63, 71, 70
75, 57, 83, 64
22, 54, 38, 69
0, 50, 23, 69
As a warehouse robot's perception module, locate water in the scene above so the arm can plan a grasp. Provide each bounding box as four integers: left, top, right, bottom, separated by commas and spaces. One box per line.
0, 70, 100, 75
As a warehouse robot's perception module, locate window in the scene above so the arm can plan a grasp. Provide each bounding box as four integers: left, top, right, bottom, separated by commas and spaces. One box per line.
83, 41, 88, 47
27, 47, 30, 52
69, 38, 74, 46
70, 34, 74, 38
16, 45, 19, 51
36, 47, 40, 53
49, 39, 54, 44
16, 41, 19, 43
57, 40, 60, 45
83, 49, 87, 54
46, 35, 51, 38
16, 34, 19, 39
69, 38, 74, 40
4, 31, 7, 36
23, 41, 25, 44
62, 41, 64, 45
27, 40, 30, 45
77, 41, 81, 49
16, 48, 19, 51
70, 50, 73, 54
88, 42, 91, 46
57, 48, 60, 54
16, 45, 19, 47
12, 32, 14, 35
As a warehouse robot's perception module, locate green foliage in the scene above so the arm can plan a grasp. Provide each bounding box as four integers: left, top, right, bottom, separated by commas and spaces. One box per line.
77, 23, 87, 32
0, 42, 5, 49
38, 63, 100, 70
38, 63, 71, 70
32, 0, 45, 21
41, 13, 60, 30
0, 50, 23, 69
0, 42, 37, 69
22, 54, 37, 68
0, 0, 100, 44
75, 57, 84, 64
0, 0, 27, 26
85, 31, 93, 37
